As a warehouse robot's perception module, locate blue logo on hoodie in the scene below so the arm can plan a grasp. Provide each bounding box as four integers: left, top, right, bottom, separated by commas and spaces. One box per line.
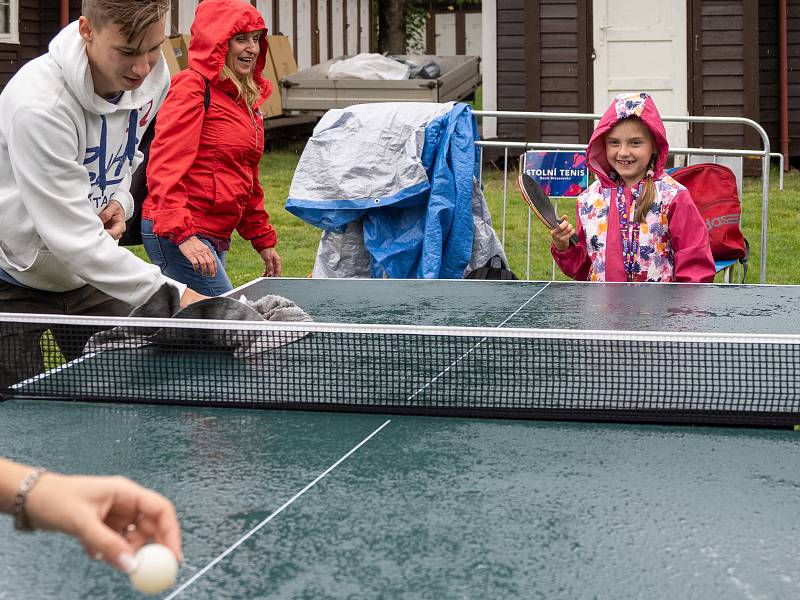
83, 111, 138, 209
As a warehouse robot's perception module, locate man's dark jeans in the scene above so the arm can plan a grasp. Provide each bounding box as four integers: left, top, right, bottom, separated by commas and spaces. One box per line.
0, 282, 131, 389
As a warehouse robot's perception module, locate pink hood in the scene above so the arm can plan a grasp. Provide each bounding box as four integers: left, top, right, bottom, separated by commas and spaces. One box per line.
587, 92, 669, 188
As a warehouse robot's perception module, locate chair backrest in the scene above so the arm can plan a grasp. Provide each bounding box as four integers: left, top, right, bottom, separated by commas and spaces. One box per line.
687, 154, 743, 203
668, 163, 748, 261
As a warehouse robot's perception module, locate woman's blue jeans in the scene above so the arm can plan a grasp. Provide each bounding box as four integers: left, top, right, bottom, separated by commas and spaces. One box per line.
141, 219, 233, 296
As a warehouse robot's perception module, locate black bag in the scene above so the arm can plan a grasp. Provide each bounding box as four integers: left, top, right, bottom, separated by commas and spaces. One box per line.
464, 255, 518, 280
120, 75, 211, 246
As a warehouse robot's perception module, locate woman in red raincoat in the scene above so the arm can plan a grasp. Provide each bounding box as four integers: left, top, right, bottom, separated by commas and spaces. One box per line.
142, 0, 281, 295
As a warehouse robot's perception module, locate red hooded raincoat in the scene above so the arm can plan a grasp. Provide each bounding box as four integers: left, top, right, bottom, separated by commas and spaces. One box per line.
143, 0, 277, 252
551, 93, 715, 283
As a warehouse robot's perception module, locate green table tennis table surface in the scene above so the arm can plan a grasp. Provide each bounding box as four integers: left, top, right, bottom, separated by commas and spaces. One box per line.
0, 401, 798, 599
2, 279, 800, 598
227, 278, 800, 333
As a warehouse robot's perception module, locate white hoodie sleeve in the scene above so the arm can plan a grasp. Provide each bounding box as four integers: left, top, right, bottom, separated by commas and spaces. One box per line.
110, 148, 143, 220
7, 105, 185, 306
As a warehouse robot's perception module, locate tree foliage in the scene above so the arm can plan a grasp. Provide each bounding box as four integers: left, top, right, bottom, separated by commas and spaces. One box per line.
375, 0, 482, 55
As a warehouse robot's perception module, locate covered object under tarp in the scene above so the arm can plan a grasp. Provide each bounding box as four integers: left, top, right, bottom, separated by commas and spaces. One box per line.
285, 102, 508, 279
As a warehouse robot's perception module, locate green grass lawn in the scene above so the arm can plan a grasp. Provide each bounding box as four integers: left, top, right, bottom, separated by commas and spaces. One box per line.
127, 149, 799, 286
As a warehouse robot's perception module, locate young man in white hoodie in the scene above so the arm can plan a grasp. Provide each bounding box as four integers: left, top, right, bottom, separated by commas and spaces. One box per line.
0, 0, 205, 387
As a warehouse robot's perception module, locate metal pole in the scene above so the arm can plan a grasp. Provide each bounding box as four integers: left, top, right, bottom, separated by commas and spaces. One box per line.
771, 153, 784, 191
779, 0, 790, 169
501, 147, 508, 248
526, 211, 532, 280
479, 140, 764, 158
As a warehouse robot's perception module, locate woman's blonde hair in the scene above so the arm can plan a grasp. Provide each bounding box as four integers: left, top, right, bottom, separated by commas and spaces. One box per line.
220, 64, 261, 111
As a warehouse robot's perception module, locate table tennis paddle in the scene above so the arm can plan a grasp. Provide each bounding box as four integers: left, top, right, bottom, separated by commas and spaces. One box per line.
518, 173, 580, 247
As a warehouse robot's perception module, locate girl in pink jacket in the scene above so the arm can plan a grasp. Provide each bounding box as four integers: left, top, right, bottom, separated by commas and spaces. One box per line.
551, 92, 715, 283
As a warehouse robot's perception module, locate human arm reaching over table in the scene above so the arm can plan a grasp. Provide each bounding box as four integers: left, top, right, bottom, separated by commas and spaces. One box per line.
0, 458, 182, 573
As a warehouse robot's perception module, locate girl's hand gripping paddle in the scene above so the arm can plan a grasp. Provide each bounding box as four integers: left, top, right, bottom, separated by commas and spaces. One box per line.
518, 173, 580, 246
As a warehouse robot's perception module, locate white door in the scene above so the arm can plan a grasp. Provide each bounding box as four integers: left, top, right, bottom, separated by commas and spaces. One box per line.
435, 13, 482, 56
465, 12, 483, 57
435, 13, 456, 55
592, 0, 687, 149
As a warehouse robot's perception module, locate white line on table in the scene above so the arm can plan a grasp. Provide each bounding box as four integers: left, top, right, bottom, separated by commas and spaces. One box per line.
407, 282, 552, 400
164, 418, 392, 599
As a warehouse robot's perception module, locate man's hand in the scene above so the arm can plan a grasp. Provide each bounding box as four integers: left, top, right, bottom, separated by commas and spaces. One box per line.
98, 200, 126, 241
179, 287, 208, 308
260, 247, 282, 277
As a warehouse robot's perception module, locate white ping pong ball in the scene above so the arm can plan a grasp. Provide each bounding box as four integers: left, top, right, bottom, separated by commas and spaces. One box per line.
128, 543, 178, 595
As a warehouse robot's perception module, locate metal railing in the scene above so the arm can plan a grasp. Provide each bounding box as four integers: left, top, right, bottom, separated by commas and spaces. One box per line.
771, 153, 785, 191
472, 110, 774, 283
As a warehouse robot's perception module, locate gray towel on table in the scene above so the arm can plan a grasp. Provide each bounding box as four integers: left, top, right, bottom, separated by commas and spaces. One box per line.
85, 284, 312, 359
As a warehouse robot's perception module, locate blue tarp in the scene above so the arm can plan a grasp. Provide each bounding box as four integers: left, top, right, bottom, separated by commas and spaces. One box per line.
285, 103, 479, 279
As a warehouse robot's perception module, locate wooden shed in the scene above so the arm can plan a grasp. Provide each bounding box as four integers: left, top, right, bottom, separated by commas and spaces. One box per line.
3, 1, 796, 164
0, 0, 373, 91
489, 0, 799, 165
0, 0, 70, 90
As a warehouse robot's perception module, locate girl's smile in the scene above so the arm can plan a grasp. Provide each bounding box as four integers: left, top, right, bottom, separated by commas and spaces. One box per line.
605, 118, 656, 187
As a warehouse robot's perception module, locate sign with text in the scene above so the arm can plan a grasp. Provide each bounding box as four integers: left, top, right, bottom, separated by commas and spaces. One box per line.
521, 151, 588, 198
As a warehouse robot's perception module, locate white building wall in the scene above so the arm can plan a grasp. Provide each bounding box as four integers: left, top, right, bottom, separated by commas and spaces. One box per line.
255, 0, 273, 33
360, 0, 370, 53
296, 0, 312, 68
346, 0, 358, 54
318, 1, 330, 62
178, 0, 198, 35
277, 0, 293, 43
331, 1, 344, 57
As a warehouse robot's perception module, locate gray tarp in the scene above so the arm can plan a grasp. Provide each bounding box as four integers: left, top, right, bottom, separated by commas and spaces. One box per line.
285, 102, 507, 278
311, 177, 508, 278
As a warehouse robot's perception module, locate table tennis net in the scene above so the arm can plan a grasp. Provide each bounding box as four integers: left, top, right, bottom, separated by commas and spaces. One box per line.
2, 313, 799, 427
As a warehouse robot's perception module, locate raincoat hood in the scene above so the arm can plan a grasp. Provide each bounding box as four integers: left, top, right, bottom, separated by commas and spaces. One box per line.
587, 92, 670, 188
49, 21, 169, 115
188, 0, 272, 106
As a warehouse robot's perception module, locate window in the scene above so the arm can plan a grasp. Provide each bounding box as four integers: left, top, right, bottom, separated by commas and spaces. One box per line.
0, 0, 19, 45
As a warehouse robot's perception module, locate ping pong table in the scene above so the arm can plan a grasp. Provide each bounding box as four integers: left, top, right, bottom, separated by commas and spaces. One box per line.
1, 279, 799, 598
